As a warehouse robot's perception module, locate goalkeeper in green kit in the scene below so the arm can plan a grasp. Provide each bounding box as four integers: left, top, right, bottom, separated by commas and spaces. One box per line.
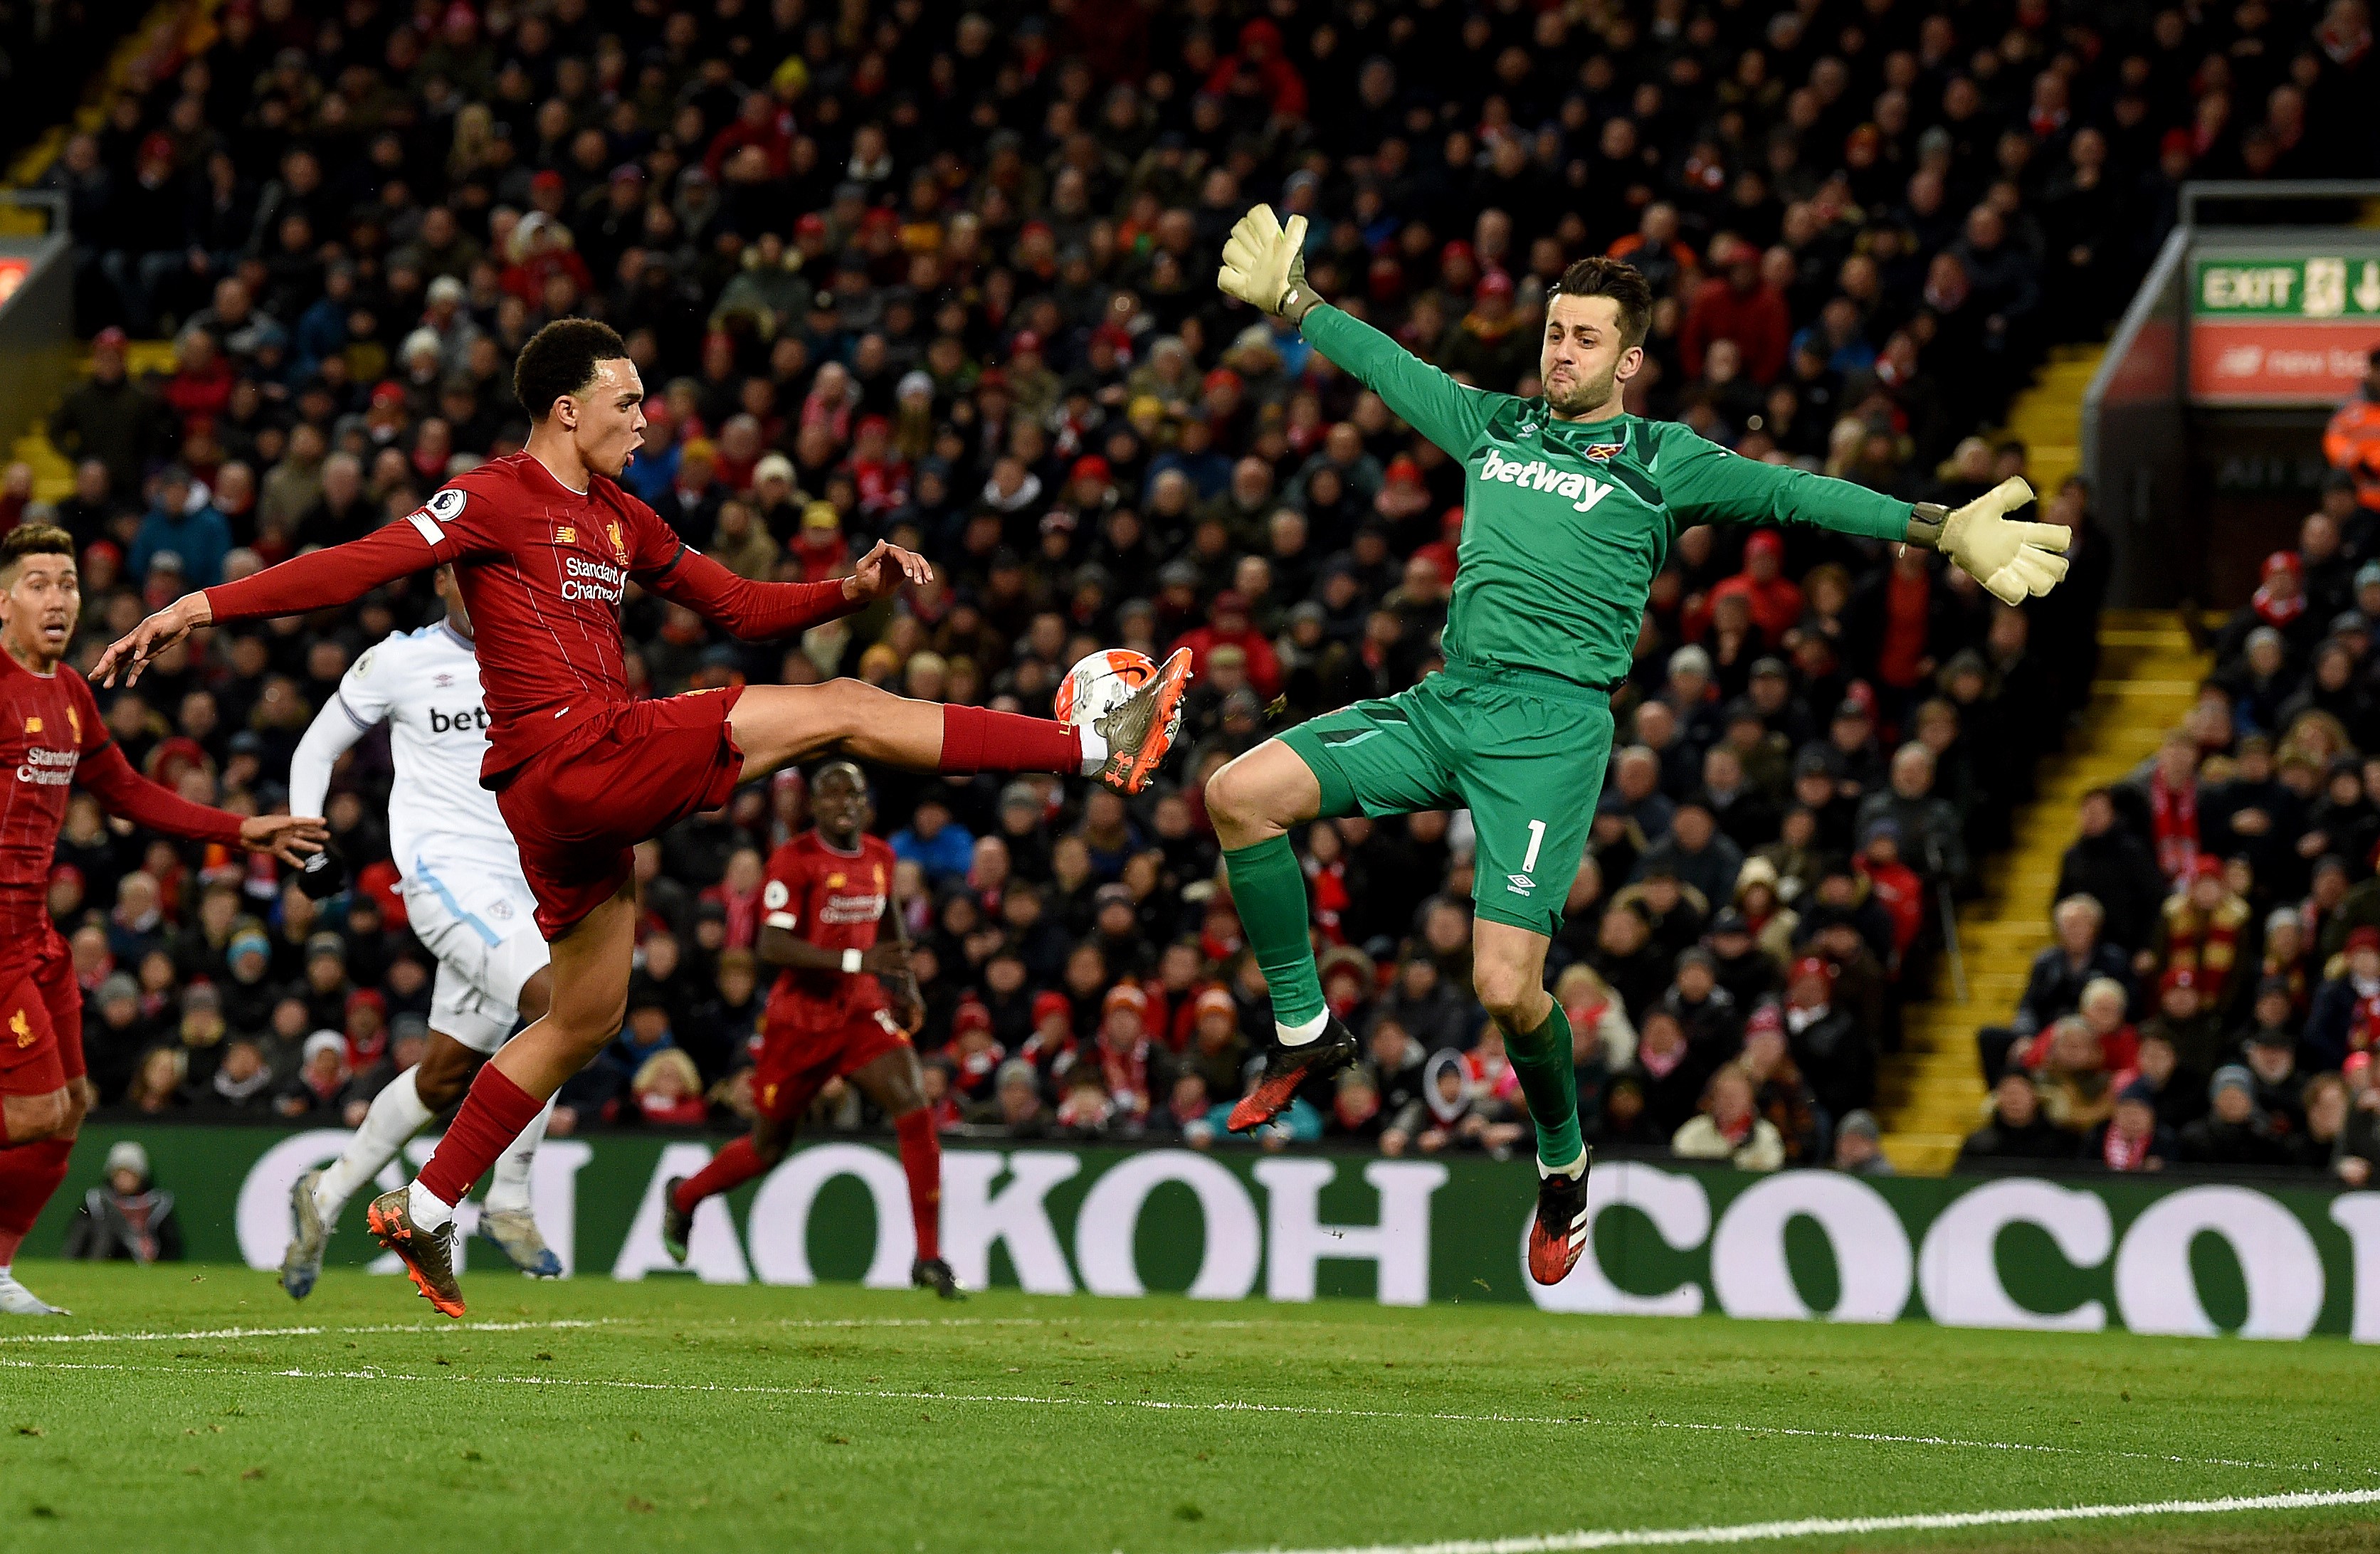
1206, 205, 2074, 1284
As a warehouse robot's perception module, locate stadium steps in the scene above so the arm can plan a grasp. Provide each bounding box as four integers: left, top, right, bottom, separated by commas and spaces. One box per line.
1876, 607, 2208, 1169
1992, 342, 2104, 496
1875, 337, 2124, 1171
2, 0, 215, 487
1, 0, 217, 196
11, 342, 179, 502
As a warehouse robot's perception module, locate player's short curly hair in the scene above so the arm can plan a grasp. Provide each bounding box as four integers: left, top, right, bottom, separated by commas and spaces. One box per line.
1550, 257, 1654, 349
512, 317, 629, 422
0, 523, 74, 573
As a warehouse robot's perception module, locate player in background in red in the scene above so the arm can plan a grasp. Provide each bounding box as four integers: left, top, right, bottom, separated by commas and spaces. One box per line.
659, 760, 958, 1296
97, 319, 1192, 1316
0, 525, 323, 1315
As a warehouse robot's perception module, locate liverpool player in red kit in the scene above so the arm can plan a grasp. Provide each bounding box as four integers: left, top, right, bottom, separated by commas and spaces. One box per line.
659, 761, 958, 1297
98, 319, 1191, 1316
0, 525, 323, 1315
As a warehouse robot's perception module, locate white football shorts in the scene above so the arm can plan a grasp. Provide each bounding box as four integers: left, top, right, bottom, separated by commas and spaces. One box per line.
401, 863, 550, 1054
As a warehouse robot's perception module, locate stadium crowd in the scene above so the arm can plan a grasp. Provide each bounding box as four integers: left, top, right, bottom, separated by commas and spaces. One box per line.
19, 0, 2364, 1171
1969, 438, 2380, 1181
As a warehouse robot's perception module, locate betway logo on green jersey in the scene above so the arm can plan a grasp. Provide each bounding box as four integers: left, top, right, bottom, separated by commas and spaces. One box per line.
1478, 446, 1616, 513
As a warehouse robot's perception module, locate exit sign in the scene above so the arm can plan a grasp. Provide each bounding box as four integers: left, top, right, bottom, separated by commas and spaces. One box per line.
2196, 256, 2380, 317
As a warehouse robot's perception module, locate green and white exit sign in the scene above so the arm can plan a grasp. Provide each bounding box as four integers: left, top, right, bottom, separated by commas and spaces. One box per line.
2196, 256, 2380, 317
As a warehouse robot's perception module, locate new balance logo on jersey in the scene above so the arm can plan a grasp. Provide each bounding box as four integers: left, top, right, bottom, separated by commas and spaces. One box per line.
1478, 447, 1615, 514
427, 705, 490, 735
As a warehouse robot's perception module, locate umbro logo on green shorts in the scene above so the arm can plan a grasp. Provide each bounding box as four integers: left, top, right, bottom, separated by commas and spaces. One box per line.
1478, 447, 1616, 514
1507, 872, 1534, 894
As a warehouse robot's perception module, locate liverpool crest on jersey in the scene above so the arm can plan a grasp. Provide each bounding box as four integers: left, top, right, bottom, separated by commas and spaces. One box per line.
606, 521, 628, 563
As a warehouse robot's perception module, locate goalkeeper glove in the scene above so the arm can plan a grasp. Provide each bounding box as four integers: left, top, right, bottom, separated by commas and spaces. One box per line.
1912, 478, 2070, 607
1216, 204, 1318, 322
295, 841, 349, 901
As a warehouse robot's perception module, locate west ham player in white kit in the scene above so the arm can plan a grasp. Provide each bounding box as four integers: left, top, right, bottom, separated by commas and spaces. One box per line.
278, 566, 560, 1296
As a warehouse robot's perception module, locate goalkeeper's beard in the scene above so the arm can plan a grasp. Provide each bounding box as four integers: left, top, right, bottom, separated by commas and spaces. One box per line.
1544, 361, 1620, 419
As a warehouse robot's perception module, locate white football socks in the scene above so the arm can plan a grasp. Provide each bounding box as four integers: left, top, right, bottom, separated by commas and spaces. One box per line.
407, 1178, 455, 1231
1275, 1011, 1329, 1048
1077, 727, 1108, 773
315, 1067, 434, 1225
1538, 1148, 1589, 1180
483, 1097, 554, 1217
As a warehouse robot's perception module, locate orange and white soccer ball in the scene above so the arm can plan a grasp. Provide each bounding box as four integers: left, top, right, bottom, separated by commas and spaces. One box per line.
1055, 648, 1159, 729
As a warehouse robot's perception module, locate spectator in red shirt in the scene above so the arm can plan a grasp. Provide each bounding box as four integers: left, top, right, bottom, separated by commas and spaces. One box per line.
705, 90, 793, 181
162, 331, 235, 436
633, 1049, 709, 1127
848, 414, 910, 519
499, 209, 594, 309
1204, 18, 1307, 120
1095, 984, 1164, 1125
789, 502, 851, 583
1854, 818, 1924, 962
700, 848, 764, 950
1702, 529, 1803, 646
1844, 547, 1963, 719
1171, 590, 1283, 699
1681, 235, 1791, 385
1413, 509, 1464, 586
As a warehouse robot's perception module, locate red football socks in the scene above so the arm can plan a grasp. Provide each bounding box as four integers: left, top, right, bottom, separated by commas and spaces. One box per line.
0, 1136, 75, 1264
672, 1136, 767, 1215
894, 1109, 942, 1262
939, 704, 1081, 776
417, 1064, 546, 1206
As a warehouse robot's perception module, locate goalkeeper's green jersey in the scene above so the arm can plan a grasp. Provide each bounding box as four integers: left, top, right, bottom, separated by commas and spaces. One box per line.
1302, 305, 1912, 689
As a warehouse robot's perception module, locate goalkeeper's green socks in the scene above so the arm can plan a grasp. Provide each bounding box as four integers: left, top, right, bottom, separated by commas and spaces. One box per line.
1505, 1000, 1586, 1174
1222, 836, 1329, 1042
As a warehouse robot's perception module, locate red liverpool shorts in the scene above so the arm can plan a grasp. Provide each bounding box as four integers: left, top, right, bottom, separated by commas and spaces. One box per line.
0, 929, 84, 1099
496, 687, 748, 938
751, 1007, 910, 1124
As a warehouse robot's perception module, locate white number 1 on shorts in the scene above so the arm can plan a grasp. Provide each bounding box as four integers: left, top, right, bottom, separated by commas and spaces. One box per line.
1522, 818, 1546, 874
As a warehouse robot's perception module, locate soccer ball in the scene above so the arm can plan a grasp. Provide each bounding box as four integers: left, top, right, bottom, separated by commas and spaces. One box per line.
1055, 648, 1159, 729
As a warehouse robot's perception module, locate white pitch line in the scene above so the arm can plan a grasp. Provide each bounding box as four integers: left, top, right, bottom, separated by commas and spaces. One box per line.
0, 1312, 1265, 1346
1221, 1486, 2380, 1553
0, 1317, 624, 1345
0, 1355, 2352, 1479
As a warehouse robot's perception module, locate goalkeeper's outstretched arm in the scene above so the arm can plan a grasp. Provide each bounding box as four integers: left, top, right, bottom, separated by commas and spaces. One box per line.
1218, 202, 2069, 607
1660, 421, 2071, 607
1217, 204, 1508, 460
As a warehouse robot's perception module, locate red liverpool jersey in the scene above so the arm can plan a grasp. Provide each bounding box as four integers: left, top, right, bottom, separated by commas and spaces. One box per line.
760, 830, 897, 1023
0, 650, 241, 939
204, 453, 859, 785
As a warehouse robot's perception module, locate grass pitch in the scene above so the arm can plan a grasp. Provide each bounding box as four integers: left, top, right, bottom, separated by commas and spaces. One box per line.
3, 1261, 2379, 1553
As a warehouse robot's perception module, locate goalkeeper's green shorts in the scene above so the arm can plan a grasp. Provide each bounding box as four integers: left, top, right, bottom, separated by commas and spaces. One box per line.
1276, 660, 1616, 937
